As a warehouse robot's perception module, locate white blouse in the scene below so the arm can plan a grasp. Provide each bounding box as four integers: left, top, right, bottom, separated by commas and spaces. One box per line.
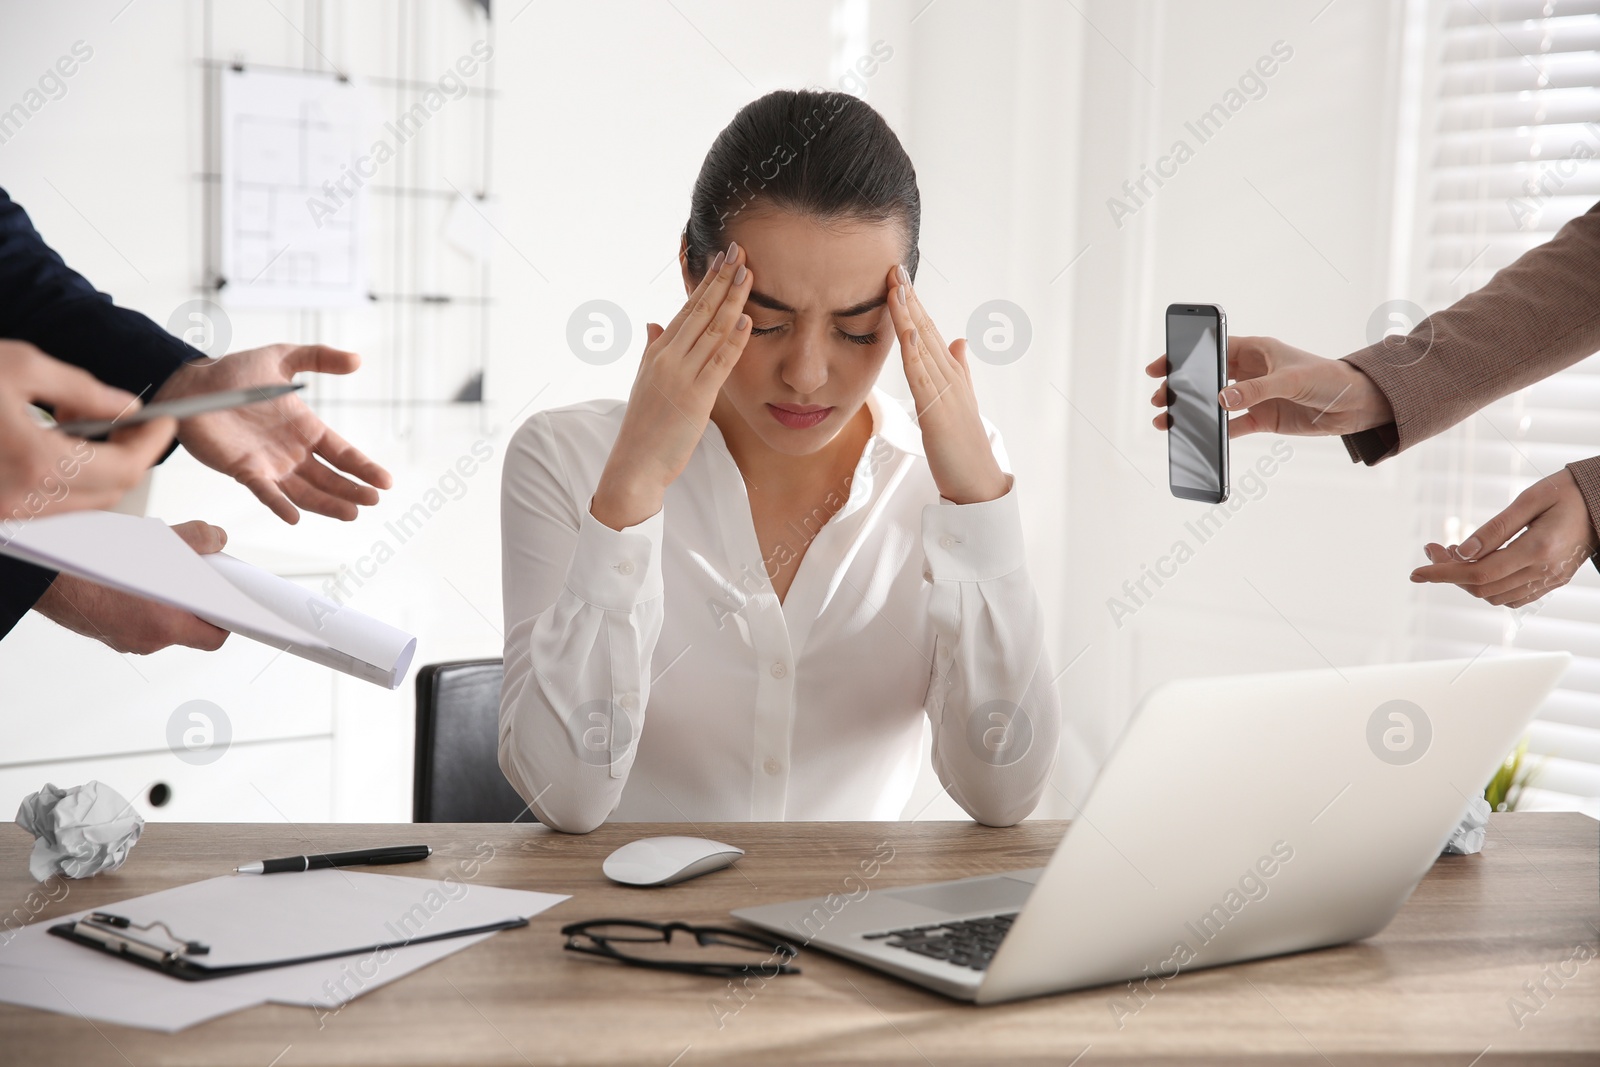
497, 386, 1061, 833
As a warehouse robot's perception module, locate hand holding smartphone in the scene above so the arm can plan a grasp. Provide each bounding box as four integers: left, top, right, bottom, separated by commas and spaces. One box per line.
1164, 303, 1229, 503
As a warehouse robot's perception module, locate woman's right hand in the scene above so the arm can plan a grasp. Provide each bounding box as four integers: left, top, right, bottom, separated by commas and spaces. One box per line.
589, 240, 754, 530
1145, 335, 1394, 439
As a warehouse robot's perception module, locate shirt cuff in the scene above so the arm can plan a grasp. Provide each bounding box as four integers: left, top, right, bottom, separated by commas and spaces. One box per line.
1341, 422, 1400, 466
564, 503, 664, 611
1339, 343, 1455, 464
922, 474, 1027, 583
1, 557, 59, 639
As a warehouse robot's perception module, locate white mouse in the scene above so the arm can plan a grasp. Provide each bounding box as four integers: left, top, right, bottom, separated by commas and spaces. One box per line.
602, 836, 745, 887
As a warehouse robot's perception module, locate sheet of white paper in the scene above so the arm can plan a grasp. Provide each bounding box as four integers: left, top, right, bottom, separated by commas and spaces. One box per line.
0, 512, 325, 652
207, 554, 417, 689
0, 962, 247, 1033
0, 871, 567, 1032
220, 67, 369, 309
0, 512, 418, 688
0, 921, 505, 1023
443, 193, 496, 262
0, 930, 507, 1031
0, 870, 565, 971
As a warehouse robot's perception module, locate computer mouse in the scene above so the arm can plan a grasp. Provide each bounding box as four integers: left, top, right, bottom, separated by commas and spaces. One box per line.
602, 836, 745, 887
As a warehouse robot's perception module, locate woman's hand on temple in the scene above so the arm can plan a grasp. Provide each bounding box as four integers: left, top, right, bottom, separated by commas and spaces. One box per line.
1145, 335, 1394, 439
590, 240, 755, 531
886, 265, 1009, 505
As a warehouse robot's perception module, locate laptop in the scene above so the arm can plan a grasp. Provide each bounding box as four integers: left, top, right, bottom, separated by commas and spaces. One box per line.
732, 652, 1569, 1004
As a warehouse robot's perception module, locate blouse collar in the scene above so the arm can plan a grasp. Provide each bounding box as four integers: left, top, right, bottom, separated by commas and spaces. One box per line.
863, 385, 926, 457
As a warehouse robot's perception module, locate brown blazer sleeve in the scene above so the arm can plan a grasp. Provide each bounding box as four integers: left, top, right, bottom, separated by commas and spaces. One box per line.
1339, 200, 1600, 548
1567, 456, 1600, 551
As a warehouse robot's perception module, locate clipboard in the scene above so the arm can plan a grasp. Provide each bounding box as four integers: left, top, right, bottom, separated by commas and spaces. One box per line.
49, 911, 529, 982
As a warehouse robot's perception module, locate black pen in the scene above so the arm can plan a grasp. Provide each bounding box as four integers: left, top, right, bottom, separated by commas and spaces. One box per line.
234, 844, 433, 875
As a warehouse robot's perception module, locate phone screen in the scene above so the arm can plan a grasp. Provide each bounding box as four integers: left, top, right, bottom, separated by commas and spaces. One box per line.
1165, 305, 1228, 502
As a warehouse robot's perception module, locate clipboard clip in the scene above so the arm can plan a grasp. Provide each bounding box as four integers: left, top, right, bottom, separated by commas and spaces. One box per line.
72, 912, 211, 964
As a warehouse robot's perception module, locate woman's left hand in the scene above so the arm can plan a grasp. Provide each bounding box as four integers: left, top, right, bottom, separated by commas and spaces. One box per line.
1411, 469, 1599, 607
886, 265, 1010, 505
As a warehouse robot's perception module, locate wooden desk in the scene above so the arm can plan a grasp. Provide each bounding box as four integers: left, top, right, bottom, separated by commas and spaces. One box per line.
1, 814, 1596, 1065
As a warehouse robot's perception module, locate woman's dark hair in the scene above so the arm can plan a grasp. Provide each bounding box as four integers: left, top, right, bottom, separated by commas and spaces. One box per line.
684, 89, 920, 282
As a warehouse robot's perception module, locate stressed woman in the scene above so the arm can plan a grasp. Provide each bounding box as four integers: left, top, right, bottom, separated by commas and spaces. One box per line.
498, 90, 1060, 833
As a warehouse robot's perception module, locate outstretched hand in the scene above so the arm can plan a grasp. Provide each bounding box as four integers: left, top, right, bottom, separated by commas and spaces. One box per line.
1411, 469, 1598, 608
1146, 335, 1394, 439
154, 344, 393, 523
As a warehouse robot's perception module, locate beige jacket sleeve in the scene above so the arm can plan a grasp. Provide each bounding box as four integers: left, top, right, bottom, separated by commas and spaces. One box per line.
1339, 201, 1600, 549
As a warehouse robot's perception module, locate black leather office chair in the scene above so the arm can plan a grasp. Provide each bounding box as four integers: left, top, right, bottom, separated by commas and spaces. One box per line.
413, 659, 537, 822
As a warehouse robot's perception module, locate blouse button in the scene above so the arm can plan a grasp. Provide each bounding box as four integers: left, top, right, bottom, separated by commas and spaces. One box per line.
763, 758, 781, 776
618, 693, 639, 712
770, 662, 787, 679
939, 535, 956, 549
617, 560, 635, 575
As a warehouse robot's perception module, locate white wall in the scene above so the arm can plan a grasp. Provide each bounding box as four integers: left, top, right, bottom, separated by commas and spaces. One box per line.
1058, 0, 1422, 806
0, 0, 1423, 822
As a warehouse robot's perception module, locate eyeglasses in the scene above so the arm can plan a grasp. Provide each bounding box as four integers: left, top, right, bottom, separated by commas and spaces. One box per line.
561, 918, 801, 978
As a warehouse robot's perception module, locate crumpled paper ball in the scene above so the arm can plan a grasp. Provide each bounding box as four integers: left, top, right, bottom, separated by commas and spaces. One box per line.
1442, 795, 1492, 855
15, 781, 144, 881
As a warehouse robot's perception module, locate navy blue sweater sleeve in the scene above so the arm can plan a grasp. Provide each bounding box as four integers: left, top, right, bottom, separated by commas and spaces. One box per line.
0, 186, 201, 638
0, 187, 197, 394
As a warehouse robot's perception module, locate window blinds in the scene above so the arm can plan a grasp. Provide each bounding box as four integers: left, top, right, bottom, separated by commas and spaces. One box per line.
1411, 0, 1600, 816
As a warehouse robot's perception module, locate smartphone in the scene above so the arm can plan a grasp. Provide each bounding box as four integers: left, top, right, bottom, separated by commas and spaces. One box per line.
1164, 303, 1229, 503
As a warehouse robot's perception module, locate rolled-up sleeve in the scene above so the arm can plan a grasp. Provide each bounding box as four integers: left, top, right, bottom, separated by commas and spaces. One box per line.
920, 461, 1061, 827
497, 411, 665, 833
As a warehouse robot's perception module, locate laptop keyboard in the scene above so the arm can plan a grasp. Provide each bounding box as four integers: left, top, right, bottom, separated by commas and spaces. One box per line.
861, 912, 1017, 971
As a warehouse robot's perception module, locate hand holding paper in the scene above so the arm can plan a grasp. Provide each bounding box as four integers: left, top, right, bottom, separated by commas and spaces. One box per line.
34, 520, 231, 654
1, 510, 417, 687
